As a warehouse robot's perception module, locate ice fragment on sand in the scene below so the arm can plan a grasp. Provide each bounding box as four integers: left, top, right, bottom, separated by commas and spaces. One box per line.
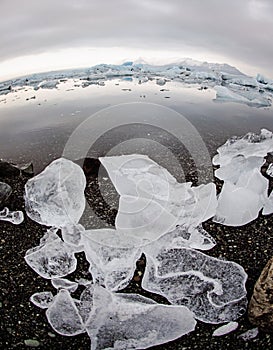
213, 129, 273, 167
25, 158, 86, 227
212, 321, 238, 336
0, 182, 12, 205
86, 286, 196, 350
145, 224, 216, 252
82, 229, 142, 291
142, 247, 247, 324
30, 291, 54, 309
214, 169, 268, 226
51, 278, 78, 292
101, 155, 217, 237
46, 289, 85, 336
238, 327, 259, 341
25, 234, 77, 279
61, 223, 85, 247
0, 207, 24, 224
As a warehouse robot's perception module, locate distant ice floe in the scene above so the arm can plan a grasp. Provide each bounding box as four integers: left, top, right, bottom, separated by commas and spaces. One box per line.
1, 59, 272, 108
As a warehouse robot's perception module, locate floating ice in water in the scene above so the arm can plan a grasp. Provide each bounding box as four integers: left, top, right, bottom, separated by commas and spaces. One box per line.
25, 158, 86, 228
30, 291, 54, 309
86, 286, 196, 350
214, 86, 271, 107
142, 247, 248, 323
51, 278, 78, 293
266, 163, 273, 177
0, 207, 24, 224
238, 327, 259, 341
46, 289, 85, 336
212, 322, 238, 336
25, 231, 77, 279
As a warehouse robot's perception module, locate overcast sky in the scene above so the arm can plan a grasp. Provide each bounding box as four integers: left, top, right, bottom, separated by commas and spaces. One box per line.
0, 0, 272, 80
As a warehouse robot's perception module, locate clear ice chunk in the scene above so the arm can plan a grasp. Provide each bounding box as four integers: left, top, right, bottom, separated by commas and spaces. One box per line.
25, 158, 86, 227
238, 327, 259, 341
30, 291, 54, 309
214, 169, 268, 226
0, 181, 12, 205
0, 207, 24, 224
266, 163, 273, 177
212, 321, 238, 336
262, 191, 273, 215
25, 234, 77, 279
142, 247, 248, 324
51, 278, 78, 292
46, 289, 85, 336
82, 229, 142, 291
86, 286, 196, 350
61, 223, 85, 247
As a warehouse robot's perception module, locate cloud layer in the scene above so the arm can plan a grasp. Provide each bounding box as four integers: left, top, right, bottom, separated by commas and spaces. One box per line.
1, 0, 273, 77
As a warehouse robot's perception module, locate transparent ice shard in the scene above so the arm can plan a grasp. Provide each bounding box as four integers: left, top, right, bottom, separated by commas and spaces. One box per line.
213, 129, 273, 167
30, 291, 54, 309
214, 169, 268, 226
25, 158, 86, 228
212, 321, 238, 336
46, 289, 85, 336
61, 223, 85, 247
145, 224, 216, 252
238, 327, 259, 341
142, 247, 248, 324
82, 229, 142, 291
262, 191, 273, 215
86, 286, 196, 350
214, 155, 265, 185
0, 207, 24, 224
0, 182, 12, 205
25, 234, 77, 279
51, 278, 78, 293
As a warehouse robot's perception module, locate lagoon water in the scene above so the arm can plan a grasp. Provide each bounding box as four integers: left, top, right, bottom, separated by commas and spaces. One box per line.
0, 77, 273, 175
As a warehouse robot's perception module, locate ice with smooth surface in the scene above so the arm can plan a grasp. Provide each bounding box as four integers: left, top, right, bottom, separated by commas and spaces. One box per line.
213, 129, 273, 225
86, 286, 196, 350
82, 229, 142, 291
46, 289, 85, 336
142, 247, 248, 324
100, 155, 217, 236
51, 278, 78, 293
212, 322, 238, 336
25, 158, 86, 227
214, 169, 268, 226
61, 223, 85, 246
0, 207, 24, 224
25, 232, 77, 279
30, 291, 54, 309
213, 129, 273, 167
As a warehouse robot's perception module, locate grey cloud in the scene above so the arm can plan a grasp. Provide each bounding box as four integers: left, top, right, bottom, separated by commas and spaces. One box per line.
0, 0, 273, 75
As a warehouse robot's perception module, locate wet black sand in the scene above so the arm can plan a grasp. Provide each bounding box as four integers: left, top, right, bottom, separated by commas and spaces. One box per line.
1, 153, 273, 350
